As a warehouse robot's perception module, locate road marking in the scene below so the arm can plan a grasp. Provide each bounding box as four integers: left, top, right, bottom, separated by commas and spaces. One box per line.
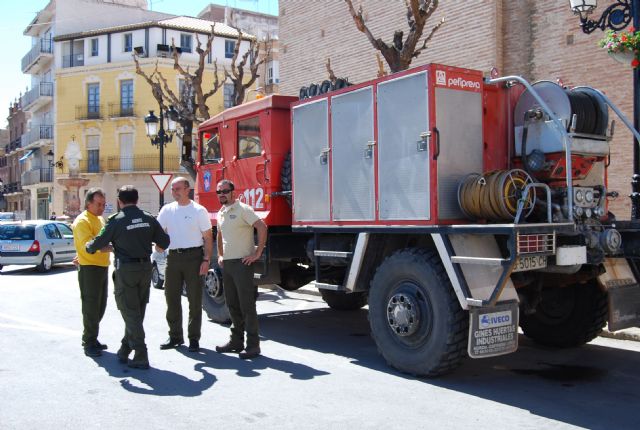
0, 313, 79, 336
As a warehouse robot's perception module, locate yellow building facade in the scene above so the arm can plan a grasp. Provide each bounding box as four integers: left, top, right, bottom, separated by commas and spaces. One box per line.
52, 17, 251, 216
55, 60, 224, 215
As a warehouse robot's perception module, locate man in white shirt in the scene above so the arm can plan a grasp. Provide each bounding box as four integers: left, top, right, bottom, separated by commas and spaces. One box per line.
157, 177, 213, 352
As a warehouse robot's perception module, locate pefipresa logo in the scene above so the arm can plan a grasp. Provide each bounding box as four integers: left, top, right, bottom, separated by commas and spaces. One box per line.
447, 76, 481, 90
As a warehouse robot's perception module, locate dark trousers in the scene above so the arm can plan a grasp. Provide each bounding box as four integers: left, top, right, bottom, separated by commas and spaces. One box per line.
113, 262, 152, 351
222, 259, 259, 348
165, 249, 204, 341
78, 265, 109, 347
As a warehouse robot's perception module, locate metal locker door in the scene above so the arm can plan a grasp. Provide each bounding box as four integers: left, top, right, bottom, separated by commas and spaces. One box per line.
331, 86, 375, 221
292, 99, 330, 222
377, 71, 430, 220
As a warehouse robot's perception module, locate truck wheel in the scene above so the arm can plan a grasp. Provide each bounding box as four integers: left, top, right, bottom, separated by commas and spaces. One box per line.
280, 152, 292, 206
202, 265, 231, 323
37, 252, 54, 273
320, 290, 368, 310
368, 248, 468, 377
520, 280, 607, 347
151, 263, 164, 289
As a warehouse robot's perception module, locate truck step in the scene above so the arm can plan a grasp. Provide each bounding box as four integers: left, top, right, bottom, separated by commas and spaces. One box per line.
450, 256, 509, 266
314, 250, 353, 258
314, 282, 346, 291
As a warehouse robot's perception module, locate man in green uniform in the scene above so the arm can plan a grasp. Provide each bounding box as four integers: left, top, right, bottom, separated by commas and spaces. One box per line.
215, 179, 267, 359
71, 188, 111, 358
86, 185, 170, 369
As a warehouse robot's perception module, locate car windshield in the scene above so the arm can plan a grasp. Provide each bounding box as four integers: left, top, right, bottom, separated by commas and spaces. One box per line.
0, 225, 35, 240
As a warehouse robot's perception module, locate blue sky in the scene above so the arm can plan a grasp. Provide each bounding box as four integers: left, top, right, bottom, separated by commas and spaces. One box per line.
0, 0, 278, 128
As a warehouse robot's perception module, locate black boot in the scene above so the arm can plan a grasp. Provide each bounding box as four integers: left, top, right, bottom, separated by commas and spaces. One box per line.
117, 343, 132, 364
128, 349, 150, 369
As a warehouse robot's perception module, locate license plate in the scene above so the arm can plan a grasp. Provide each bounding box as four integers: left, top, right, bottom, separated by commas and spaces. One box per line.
1, 244, 20, 251
513, 255, 547, 272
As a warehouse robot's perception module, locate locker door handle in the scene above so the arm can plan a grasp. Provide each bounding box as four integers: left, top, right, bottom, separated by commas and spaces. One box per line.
320, 148, 330, 165
364, 141, 376, 159
417, 132, 430, 152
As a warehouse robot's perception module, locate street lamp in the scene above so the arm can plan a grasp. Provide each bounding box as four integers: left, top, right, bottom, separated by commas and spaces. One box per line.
570, 0, 640, 219
144, 105, 177, 209
46, 149, 63, 169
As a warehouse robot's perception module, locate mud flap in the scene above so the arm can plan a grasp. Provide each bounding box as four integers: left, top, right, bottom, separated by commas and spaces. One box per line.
598, 258, 640, 331
607, 284, 640, 331
468, 300, 519, 359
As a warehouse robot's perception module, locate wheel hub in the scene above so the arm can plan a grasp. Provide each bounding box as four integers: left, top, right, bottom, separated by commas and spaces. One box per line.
205, 269, 223, 298
387, 293, 419, 337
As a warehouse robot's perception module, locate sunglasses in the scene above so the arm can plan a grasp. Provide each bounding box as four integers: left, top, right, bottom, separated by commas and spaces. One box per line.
216, 189, 232, 195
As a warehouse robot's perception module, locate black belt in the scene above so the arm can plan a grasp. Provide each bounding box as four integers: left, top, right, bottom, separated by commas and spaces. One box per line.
169, 246, 203, 254
118, 257, 149, 264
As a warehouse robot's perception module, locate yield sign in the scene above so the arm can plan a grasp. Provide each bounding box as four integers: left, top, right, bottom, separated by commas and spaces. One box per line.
150, 173, 173, 193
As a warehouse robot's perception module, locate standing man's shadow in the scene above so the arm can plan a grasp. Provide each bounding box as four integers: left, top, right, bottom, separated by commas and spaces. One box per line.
92, 352, 216, 396
178, 345, 331, 379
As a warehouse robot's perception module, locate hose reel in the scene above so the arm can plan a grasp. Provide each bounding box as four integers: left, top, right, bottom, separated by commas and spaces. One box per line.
458, 169, 536, 221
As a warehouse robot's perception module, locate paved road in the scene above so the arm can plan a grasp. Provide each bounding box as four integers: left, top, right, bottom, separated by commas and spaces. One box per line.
1, 263, 639, 430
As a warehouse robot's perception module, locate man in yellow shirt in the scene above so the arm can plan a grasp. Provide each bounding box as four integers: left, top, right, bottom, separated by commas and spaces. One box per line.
72, 188, 111, 358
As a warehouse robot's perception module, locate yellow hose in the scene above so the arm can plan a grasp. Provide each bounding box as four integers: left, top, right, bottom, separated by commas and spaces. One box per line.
457, 169, 535, 221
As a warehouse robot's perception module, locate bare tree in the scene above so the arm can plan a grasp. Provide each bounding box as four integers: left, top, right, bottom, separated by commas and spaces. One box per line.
345, 0, 445, 74
224, 29, 268, 107
133, 25, 226, 178
133, 25, 223, 123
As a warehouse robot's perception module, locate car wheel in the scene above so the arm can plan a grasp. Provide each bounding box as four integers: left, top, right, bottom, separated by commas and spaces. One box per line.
151, 263, 164, 289
37, 252, 54, 273
202, 265, 230, 323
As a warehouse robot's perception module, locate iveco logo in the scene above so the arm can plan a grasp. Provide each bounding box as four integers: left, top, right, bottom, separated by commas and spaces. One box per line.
448, 77, 481, 90
479, 311, 511, 328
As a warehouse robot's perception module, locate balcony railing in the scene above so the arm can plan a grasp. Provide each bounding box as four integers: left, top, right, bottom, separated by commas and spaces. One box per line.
24, 125, 54, 147
77, 155, 181, 173
21, 82, 53, 110
21, 168, 53, 186
62, 53, 85, 68
6, 137, 24, 153
108, 103, 136, 118
21, 37, 53, 72
76, 105, 103, 121
3, 182, 23, 194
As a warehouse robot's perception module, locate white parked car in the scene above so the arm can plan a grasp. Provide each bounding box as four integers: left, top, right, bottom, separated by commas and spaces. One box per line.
151, 249, 166, 289
0, 221, 75, 272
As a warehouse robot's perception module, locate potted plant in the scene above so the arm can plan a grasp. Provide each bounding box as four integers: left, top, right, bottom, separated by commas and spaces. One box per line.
598, 27, 640, 67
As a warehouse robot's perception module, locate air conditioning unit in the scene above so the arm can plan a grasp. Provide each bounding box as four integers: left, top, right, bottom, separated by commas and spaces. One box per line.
157, 44, 169, 58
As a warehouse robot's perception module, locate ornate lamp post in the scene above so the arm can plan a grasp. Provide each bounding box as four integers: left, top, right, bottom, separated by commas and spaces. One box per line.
144, 105, 177, 209
570, 0, 640, 219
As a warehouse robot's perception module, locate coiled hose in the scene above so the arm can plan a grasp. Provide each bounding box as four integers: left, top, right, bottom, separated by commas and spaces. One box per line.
457, 169, 536, 221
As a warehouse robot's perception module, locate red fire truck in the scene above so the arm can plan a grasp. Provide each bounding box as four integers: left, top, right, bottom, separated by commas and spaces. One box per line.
193, 63, 640, 376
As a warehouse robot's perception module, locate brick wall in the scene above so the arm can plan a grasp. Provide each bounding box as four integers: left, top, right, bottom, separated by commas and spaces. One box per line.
280, 0, 634, 218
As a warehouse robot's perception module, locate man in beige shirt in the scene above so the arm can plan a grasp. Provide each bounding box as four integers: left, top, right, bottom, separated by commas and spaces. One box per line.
214, 179, 267, 359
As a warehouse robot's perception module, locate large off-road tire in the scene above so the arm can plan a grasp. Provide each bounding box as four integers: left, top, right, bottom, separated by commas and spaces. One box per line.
36, 252, 54, 273
320, 290, 368, 310
520, 280, 608, 347
368, 248, 468, 377
202, 264, 231, 323
151, 262, 164, 289
281, 151, 292, 207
